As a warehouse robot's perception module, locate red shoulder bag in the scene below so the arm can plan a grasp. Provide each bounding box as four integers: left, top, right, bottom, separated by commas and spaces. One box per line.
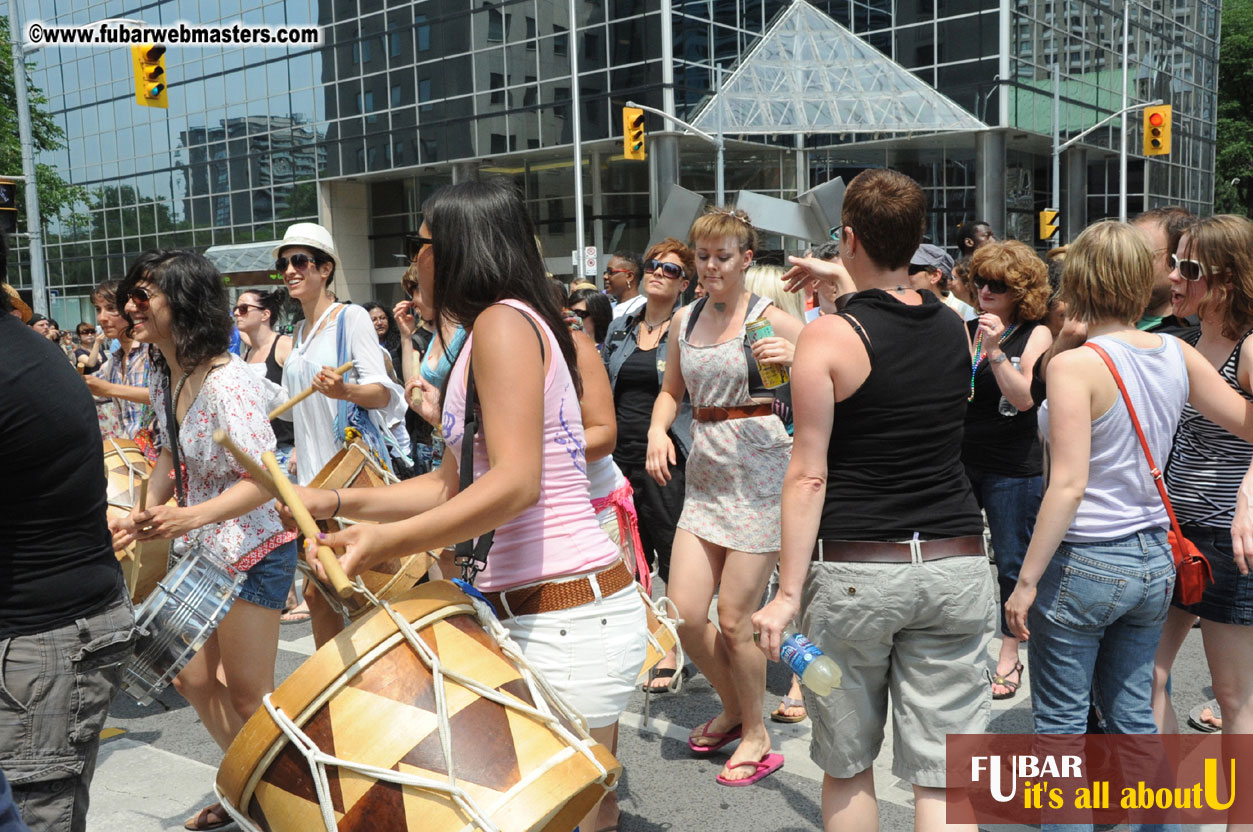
1084, 343, 1213, 605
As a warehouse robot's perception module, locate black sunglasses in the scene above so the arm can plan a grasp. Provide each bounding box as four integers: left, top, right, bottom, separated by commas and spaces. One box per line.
645, 259, 685, 280
572, 308, 593, 319
233, 303, 264, 316
126, 286, 155, 310
405, 235, 436, 261
275, 252, 317, 272
907, 265, 932, 276
973, 275, 1009, 294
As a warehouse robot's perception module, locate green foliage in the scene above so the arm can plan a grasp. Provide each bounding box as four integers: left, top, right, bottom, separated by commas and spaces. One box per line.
0, 18, 87, 227
1216, 0, 1253, 216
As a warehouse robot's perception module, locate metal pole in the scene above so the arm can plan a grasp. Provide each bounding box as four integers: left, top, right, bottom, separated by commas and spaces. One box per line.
1118, 3, 1129, 222
568, 0, 585, 281
1052, 63, 1061, 228
715, 65, 725, 207
7, 3, 47, 315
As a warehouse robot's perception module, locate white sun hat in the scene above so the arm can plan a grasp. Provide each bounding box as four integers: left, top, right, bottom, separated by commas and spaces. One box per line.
273, 223, 342, 274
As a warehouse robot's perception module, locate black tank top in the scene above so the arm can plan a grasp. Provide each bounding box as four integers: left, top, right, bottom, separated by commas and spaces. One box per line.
962, 319, 1042, 477
262, 337, 295, 447
819, 289, 983, 540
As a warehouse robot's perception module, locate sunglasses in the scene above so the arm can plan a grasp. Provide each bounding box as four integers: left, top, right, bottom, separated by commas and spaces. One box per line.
405, 235, 436, 261
1170, 253, 1215, 282
907, 265, 932, 276
604, 267, 634, 279
572, 308, 593, 319
275, 252, 320, 272
645, 259, 685, 280
126, 286, 155, 310
233, 303, 264, 316
973, 276, 1009, 295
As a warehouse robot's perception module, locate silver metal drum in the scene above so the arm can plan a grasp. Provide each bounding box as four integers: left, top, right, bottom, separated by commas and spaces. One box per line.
122, 549, 246, 705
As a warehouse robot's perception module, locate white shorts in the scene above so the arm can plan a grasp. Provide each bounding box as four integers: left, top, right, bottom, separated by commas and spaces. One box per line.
503, 583, 648, 729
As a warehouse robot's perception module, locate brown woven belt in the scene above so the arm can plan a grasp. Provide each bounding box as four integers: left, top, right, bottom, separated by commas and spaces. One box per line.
693, 403, 774, 422
483, 560, 634, 619
812, 535, 985, 563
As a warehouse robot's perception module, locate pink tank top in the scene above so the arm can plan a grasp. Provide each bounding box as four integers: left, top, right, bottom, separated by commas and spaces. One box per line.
442, 300, 620, 591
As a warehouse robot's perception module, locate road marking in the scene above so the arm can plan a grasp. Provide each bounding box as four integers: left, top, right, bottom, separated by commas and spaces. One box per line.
277, 634, 316, 656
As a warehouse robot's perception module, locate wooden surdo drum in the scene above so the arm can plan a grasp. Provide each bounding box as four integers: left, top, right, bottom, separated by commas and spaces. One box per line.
216, 580, 622, 832
304, 443, 433, 619
102, 438, 170, 602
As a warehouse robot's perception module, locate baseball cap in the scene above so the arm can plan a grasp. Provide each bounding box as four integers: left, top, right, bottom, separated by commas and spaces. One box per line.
910, 244, 954, 280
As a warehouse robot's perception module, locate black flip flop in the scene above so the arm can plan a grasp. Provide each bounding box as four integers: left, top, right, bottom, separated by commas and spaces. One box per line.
641, 666, 689, 694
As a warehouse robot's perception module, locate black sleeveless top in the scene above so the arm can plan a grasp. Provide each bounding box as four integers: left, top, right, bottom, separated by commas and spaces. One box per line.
962, 319, 1043, 477
262, 338, 295, 447
819, 289, 982, 540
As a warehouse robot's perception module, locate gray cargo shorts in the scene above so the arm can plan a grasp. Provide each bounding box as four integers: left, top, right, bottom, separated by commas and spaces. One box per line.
799, 555, 996, 788
0, 583, 135, 832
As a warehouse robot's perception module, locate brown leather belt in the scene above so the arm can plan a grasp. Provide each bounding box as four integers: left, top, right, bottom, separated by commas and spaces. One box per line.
483, 560, 634, 619
693, 403, 774, 422
812, 535, 985, 563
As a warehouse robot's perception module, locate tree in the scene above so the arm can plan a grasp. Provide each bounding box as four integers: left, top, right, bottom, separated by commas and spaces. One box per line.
1215, 0, 1253, 216
0, 17, 86, 228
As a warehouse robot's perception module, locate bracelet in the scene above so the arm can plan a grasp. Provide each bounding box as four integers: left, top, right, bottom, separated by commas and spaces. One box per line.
989, 353, 1009, 365
331, 488, 341, 517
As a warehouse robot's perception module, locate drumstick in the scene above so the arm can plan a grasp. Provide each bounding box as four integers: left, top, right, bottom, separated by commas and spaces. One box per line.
268, 361, 355, 420
212, 430, 279, 495
137, 476, 149, 513
260, 451, 355, 599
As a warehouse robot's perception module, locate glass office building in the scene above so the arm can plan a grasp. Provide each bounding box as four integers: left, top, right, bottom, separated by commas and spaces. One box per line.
10, 0, 1220, 319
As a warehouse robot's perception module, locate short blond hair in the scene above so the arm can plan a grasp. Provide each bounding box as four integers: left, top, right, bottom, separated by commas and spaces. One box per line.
689, 206, 757, 253
1060, 220, 1153, 325
745, 264, 805, 322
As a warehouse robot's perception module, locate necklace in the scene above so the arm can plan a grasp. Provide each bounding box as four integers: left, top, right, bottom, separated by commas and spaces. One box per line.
968, 324, 1017, 401
641, 311, 673, 334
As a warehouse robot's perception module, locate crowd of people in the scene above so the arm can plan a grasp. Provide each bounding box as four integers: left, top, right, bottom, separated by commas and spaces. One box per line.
2, 167, 1251, 832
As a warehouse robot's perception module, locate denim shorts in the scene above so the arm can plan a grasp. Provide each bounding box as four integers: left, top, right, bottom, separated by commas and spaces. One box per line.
236, 541, 298, 610
503, 583, 648, 729
1174, 524, 1253, 625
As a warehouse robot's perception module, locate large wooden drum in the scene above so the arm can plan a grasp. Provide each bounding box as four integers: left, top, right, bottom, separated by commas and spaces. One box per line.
217, 581, 621, 832
306, 443, 433, 619
103, 439, 170, 602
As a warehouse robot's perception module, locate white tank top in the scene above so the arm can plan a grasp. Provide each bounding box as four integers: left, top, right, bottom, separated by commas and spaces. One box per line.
1039, 335, 1189, 543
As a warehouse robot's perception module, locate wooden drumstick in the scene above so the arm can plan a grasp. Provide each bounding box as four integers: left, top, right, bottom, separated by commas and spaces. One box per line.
268, 361, 355, 420
137, 476, 149, 513
212, 430, 280, 496
260, 451, 355, 599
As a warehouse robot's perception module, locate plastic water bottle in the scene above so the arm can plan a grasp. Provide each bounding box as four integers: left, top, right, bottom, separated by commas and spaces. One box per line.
779, 627, 842, 695
997, 356, 1022, 417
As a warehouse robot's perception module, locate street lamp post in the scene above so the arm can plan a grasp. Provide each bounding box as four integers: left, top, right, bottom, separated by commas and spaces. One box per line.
7, 2, 47, 314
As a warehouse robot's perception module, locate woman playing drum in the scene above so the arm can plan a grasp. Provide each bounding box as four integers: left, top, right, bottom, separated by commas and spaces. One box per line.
109, 250, 298, 832
293, 179, 649, 832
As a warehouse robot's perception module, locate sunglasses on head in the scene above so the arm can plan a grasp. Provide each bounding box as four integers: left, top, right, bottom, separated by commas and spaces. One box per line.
126, 286, 155, 310
645, 259, 685, 280
275, 252, 318, 272
973, 275, 1009, 294
1170, 253, 1215, 282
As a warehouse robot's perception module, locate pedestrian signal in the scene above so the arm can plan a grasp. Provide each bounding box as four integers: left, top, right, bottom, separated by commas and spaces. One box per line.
1143, 105, 1171, 157
0, 180, 16, 236
132, 44, 168, 109
623, 107, 645, 161
1039, 209, 1060, 242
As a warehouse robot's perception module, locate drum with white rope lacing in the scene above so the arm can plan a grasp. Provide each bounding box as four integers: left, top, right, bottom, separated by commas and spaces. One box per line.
215, 580, 621, 832
102, 438, 171, 602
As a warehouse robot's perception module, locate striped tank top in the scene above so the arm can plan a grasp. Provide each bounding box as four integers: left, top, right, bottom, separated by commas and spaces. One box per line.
1165, 328, 1253, 526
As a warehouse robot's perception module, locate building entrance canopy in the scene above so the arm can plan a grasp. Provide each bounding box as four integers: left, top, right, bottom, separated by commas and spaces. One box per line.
691, 0, 986, 136
204, 240, 282, 286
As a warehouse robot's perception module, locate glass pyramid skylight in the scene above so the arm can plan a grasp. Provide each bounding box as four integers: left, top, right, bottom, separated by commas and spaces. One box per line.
690, 1, 987, 135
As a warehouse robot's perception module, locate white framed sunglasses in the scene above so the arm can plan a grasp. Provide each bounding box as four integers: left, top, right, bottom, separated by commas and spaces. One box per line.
1170, 253, 1216, 282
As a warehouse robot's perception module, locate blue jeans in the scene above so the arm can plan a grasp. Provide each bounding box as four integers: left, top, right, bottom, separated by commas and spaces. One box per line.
966, 465, 1043, 637
1028, 529, 1177, 832
0, 769, 29, 832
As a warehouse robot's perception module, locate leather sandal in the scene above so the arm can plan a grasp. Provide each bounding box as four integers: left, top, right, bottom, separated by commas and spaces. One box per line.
990, 661, 1024, 700
184, 803, 232, 831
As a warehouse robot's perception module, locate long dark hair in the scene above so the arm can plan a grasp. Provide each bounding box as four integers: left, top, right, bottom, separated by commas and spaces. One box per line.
362, 300, 402, 354
118, 250, 232, 376
239, 287, 287, 328
567, 287, 612, 345
425, 179, 580, 396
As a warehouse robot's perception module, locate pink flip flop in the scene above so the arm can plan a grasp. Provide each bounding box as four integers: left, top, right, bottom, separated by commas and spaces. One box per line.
716, 752, 785, 787
687, 718, 743, 754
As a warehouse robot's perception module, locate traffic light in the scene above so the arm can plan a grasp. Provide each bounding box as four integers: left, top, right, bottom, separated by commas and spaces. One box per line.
1142, 104, 1171, 156
132, 44, 168, 108
0, 180, 16, 236
622, 106, 645, 161
1039, 208, 1060, 242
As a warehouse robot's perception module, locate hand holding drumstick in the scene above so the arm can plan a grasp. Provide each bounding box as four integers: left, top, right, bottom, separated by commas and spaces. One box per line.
268, 360, 354, 420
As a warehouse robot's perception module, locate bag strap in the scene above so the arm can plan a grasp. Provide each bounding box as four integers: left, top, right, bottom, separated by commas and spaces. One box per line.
164, 371, 189, 507
453, 304, 546, 583
1084, 342, 1184, 569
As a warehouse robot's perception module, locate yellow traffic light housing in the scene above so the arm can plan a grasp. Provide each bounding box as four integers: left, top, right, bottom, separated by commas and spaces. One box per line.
1039, 209, 1060, 242
1142, 104, 1171, 156
132, 44, 168, 109
622, 107, 645, 161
